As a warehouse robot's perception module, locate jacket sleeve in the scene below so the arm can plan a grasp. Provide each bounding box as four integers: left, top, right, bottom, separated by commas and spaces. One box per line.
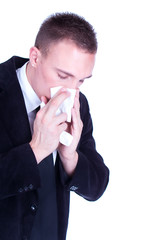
58, 93, 110, 201
0, 141, 40, 200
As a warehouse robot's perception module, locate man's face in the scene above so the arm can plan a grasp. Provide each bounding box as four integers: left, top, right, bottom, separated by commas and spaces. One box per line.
29, 40, 96, 99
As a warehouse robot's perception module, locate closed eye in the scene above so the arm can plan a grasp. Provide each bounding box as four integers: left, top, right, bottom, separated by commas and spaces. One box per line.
79, 79, 84, 84
58, 73, 69, 80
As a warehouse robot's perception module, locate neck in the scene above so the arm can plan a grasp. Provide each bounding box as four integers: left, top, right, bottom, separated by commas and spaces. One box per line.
26, 62, 40, 98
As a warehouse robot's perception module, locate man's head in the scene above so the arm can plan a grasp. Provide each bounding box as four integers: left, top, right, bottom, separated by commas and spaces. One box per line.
28, 12, 97, 99
34, 12, 97, 56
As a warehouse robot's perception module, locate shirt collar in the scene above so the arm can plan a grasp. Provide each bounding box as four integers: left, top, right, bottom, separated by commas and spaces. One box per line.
16, 62, 41, 114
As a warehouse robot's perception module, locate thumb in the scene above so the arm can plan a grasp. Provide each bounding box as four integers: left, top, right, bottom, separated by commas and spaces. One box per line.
41, 96, 48, 104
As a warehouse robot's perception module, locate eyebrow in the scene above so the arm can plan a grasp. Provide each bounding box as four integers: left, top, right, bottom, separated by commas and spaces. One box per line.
56, 68, 75, 77
56, 68, 92, 79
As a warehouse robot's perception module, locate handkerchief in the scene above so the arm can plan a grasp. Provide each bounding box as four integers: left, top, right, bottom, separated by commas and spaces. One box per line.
50, 86, 76, 122
50, 86, 76, 146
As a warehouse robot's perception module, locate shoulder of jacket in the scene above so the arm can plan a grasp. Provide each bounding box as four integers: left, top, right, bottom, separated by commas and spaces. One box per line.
0, 56, 29, 91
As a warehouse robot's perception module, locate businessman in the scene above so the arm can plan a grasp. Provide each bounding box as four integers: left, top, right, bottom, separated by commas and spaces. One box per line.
0, 12, 109, 240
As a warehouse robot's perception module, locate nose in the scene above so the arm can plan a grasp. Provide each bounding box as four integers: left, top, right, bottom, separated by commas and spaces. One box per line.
66, 79, 79, 89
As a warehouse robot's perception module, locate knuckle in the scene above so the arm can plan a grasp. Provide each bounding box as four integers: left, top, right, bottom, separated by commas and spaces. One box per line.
41, 115, 49, 127
58, 123, 67, 134
41, 116, 48, 125
56, 113, 67, 123
51, 98, 59, 109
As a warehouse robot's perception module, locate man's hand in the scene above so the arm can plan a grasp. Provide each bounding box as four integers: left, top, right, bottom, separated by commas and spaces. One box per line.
58, 90, 83, 176
29, 88, 70, 163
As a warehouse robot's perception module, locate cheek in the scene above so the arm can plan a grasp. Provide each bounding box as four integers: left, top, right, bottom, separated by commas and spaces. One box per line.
36, 69, 55, 98
40, 68, 57, 86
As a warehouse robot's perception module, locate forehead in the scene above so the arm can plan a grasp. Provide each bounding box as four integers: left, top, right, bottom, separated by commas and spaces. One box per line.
44, 40, 96, 76
46, 39, 96, 60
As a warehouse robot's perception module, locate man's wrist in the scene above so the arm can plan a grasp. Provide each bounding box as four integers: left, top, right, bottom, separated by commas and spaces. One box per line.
60, 151, 78, 176
29, 141, 42, 164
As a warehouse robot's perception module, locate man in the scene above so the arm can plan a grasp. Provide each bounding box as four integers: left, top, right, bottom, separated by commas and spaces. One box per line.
0, 13, 109, 240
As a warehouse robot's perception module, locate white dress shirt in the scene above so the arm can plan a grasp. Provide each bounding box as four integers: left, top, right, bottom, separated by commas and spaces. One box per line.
16, 62, 57, 163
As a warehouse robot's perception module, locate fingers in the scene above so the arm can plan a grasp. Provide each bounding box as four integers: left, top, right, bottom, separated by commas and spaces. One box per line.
55, 112, 68, 125
40, 88, 70, 117
36, 88, 71, 128
73, 89, 81, 119
31, 88, 73, 162
58, 122, 68, 134
35, 88, 70, 136
71, 89, 83, 133
41, 96, 48, 105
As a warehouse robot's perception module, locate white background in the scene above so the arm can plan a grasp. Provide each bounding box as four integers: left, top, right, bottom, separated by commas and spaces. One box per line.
0, 1, 160, 239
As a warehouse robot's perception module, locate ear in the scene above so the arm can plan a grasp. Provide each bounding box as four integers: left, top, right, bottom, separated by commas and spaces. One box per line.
29, 47, 41, 67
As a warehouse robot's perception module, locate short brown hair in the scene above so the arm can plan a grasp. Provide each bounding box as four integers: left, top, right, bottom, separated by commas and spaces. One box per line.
35, 12, 97, 55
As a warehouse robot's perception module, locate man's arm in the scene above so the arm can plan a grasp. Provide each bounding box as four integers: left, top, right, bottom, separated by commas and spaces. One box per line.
58, 92, 110, 201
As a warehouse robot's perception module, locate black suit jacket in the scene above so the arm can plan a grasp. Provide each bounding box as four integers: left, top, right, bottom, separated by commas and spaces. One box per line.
0, 56, 109, 240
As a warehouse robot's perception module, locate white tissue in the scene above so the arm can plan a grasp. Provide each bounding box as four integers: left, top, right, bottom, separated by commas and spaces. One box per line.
59, 131, 73, 146
50, 86, 76, 122
50, 86, 76, 146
